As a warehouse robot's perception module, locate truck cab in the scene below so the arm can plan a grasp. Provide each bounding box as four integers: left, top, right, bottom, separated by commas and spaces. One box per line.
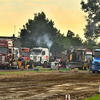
83, 51, 92, 70
91, 49, 100, 73
30, 47, 50, 67
70, 49, 86, 70
0, 39, 17, 69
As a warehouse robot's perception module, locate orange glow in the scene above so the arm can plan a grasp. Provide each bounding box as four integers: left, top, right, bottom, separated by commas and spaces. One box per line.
0, 0, 87, 39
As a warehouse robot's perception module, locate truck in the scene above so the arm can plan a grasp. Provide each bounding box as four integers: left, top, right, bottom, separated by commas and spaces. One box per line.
30, 47, 53, 67
0, 39, 17, 69
20, 47, 34, 68
70, 48, 86, 70
91, 49, 100, 73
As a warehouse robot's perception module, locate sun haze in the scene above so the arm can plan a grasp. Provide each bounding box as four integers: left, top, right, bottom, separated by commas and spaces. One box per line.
0, 0, 87, 39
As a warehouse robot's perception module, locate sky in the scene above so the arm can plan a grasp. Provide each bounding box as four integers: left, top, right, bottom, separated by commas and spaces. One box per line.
0, 0, 87, 39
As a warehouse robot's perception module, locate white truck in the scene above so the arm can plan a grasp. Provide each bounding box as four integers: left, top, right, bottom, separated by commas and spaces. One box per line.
30, 47, 53, 67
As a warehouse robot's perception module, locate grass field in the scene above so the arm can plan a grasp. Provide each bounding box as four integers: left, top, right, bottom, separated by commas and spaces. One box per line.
0, 69, 63, 75
0, 67, 90, 75
84, 94, 100, 100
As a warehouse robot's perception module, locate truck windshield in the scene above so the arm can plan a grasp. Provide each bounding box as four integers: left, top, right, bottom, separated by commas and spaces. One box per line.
86, 54, 92, 60
94, 51, 100, 58
22, 52, 29, 57
31, 49, 41, 55
0, 47, 7, 54
31, 51, 41, 55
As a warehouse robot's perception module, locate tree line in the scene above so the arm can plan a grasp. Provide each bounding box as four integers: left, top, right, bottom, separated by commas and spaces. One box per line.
19, 0, 100, 53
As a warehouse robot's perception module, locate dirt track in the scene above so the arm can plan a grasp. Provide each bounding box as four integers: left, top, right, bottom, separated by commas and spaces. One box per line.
0, 71, 100, 100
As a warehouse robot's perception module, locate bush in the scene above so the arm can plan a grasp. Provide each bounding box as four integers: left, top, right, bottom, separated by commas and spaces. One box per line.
75, 68, 79, 71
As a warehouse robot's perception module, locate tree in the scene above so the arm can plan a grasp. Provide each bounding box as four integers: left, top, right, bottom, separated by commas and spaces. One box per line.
71, 34, 82, 46
66, 30, 75, 39
66, 30, 82, 46
19, 12, 70, 53
80, 0, 100, 42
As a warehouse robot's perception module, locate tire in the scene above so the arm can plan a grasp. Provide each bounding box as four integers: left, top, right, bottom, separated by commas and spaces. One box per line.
92, 71, 95, 73
43, 62, 47, 68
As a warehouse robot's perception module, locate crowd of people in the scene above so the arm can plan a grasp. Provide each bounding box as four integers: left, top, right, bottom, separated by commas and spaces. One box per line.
55, 58, 70, 68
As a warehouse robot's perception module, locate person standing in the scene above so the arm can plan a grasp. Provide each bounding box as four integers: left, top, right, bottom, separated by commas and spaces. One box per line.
20, 55, 25, 71
89, 58, 92, 71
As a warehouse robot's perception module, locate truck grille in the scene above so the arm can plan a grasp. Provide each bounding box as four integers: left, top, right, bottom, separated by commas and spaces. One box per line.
33, 56, 37, 62
95, 62, 100, 70
95, 62, 100, 66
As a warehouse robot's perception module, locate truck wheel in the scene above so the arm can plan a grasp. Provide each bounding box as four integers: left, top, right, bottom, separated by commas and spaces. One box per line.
92, 71, 95, 73
43, 62, 47, 68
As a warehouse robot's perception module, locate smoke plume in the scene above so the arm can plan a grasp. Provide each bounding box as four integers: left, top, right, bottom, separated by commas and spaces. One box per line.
33, 33, 53, 49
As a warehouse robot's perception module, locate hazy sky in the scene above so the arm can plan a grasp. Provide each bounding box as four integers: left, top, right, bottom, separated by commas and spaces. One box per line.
0, 0, 87, 39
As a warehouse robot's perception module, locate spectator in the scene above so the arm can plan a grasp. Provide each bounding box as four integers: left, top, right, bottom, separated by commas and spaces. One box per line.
89, 58, 92, 71
56, 58, 59, 62
59, 59, 63, 64
20, 55, 25, 71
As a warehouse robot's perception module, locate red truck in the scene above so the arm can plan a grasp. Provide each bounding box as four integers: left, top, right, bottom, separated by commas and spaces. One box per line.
0, 39, 17, 69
